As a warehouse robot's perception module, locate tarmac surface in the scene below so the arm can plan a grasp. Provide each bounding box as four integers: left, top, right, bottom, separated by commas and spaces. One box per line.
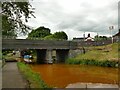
0, 60, 2, 90
2, 62, 27, 89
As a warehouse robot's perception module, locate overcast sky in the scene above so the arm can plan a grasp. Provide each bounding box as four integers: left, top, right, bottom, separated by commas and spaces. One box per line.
23, 0, 119, 40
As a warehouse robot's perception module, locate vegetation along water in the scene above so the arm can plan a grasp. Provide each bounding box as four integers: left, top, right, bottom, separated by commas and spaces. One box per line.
66, 43, 119, 67
17, 62, 49, 88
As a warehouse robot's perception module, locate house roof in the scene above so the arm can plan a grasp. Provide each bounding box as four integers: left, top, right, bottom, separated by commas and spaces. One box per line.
85, 37, 94, 41
73, 37, 87, 40
113, 31, 120, 37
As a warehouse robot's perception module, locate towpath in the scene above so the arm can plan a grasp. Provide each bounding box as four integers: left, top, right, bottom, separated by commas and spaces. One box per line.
2, 62, 28, 89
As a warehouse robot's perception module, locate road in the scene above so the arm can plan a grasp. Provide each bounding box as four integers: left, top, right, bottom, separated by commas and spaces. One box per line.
2, 62, 28, 89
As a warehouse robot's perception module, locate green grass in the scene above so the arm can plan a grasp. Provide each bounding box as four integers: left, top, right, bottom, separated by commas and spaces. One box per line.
76, 43, 118, 61
66, 43, 119, 67
65, 58, 118, 67
17, 62, 51, 88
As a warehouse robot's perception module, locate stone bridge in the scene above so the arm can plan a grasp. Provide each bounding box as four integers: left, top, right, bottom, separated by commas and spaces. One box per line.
2, 39, 113, 63
2, 39, 78, 63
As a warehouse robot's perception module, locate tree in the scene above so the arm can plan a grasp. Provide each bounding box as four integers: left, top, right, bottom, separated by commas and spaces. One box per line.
27, 26, 51, 39
53, 31, 68, 40
44, 35, 54, 40
44, 31, 68, 40
94, 35, 108, 41
2, 15, 17, 38
1, 1, 35, 38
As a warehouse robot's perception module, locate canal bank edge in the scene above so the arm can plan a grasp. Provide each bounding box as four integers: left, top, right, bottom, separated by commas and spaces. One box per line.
17, 62, 49, 88
66, 43, 119, 68
66, 82, 119, 88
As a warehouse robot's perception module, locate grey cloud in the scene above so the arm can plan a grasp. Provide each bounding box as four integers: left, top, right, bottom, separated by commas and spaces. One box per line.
28, 0, 118, 39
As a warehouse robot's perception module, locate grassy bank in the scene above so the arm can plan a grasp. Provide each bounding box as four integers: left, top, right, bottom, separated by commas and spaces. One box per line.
17, 62, 50, 88
66, 43, 119, 67
66, 58, 118, 67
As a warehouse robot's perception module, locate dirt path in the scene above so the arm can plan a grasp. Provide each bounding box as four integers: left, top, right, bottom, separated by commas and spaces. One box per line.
2, 62, 28, 89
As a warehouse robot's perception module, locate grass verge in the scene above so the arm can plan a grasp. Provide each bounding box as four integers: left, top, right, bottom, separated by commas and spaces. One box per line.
76, 43, 118, 61
17, 62, 51, 88
66, 43, 119, 67
65, 58, 118, 68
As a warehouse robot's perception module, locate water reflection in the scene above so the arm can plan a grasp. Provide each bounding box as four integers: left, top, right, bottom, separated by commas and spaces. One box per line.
30, 64, 118, 88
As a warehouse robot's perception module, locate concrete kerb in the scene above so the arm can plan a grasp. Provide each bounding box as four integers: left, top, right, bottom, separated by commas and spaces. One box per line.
66, 82, 119, 89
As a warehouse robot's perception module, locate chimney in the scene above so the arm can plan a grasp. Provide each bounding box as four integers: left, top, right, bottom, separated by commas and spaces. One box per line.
88, 33, 90, 37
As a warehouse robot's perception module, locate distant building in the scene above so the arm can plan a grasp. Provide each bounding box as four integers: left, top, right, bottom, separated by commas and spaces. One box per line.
73, 33, 94, 41
113, 29, 120, 42
73, 37, 87, 41
85, 33, 94, 41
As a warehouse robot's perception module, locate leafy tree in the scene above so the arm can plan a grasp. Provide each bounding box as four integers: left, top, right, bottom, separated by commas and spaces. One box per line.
44, 31, 68, 40
94, 35, 108, 41
1, 1, 35, 38
44, 35, 54, 40
53, 31, 68, 40
2, 15, 17, 38
27, 26, 51, 39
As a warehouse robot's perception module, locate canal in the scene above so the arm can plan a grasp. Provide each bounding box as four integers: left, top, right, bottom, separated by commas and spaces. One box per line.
30, 64, 118, 88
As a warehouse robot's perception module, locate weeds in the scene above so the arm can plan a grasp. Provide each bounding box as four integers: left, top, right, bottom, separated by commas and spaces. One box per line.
66, 58, 118, 68
17, 62, 50, 88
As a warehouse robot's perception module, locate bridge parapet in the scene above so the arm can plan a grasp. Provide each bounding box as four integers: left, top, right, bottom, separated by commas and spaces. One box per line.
2, 39, 78, 49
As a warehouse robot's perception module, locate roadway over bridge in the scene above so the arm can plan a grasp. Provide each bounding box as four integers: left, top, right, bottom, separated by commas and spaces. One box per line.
2, 39, 77, 50
2, 39, 78, 63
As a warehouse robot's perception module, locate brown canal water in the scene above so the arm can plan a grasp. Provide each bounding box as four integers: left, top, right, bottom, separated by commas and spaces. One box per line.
30, 64, 118, 88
